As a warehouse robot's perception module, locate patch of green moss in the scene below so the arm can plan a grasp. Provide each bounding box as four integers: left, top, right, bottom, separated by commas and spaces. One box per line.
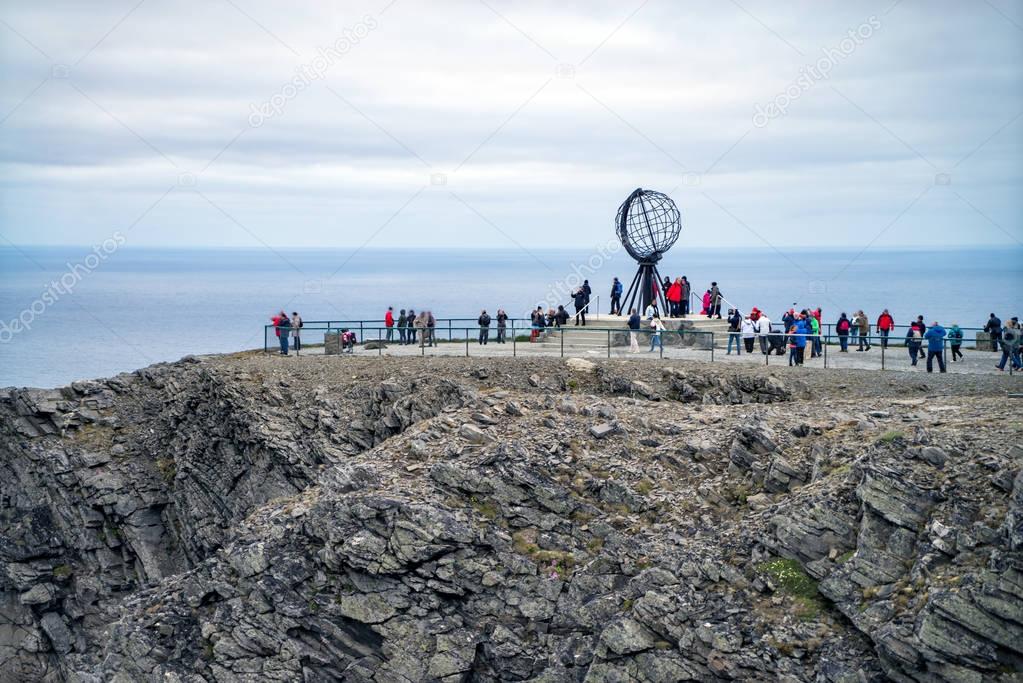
876, 430, 905, 444
52, 564, 73, 579
758, 558, 824, 620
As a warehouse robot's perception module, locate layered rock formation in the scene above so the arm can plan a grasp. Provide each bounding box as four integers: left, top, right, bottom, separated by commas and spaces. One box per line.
1, 355, 1020, 681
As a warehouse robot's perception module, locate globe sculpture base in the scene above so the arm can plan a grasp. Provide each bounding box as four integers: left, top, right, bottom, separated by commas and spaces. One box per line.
621, 261, 668, 317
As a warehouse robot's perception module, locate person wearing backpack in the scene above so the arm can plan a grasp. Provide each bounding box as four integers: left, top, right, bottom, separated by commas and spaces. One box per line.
727, 308, 742, 355
947, 323, 963, 361
610, 277, 623, 315
996, 318, 1021, 371
407, 310, 417, 345
905, 326, 922, 367
836, 313, 851, 352
478, 309, 491, 345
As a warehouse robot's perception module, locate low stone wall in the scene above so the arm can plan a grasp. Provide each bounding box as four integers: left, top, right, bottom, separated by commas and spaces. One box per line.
974, 331, 998, 351
324, 332, 341, 355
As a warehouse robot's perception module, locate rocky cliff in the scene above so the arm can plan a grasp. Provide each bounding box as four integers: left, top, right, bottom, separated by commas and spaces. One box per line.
1, 355, 1020, 682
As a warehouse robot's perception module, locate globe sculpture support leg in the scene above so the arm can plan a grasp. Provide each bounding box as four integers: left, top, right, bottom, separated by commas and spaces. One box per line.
622, 261, 668, 316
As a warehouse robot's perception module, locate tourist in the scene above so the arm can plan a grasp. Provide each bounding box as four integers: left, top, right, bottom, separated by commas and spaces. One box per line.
649, 315, 665, 353
680, 276, 691, 317
291, 310, 302, 352
906, 326, 922, 367
573, 287, 587, 326
782, 309, 795, 338
628, 308, 641, 353
610, 277, 623, 315
667, 278, 682, 318
854, 310, 871, 351
546, 308, 556, 328
796, 315, 811, 365
407, 309, 417, 345
724, 306, 740, 355
701, 289, 711, 316
478, 309, 491, 345
996, 318, 1021, 372
757, 311, 772, 354
496, 309, 508, 343
644, 301, 657, 320
787, 322, 806, 366
530, 306, 542, 342
709, 282, 722, 319
808, 312, 821, 358
876, 309, 894, 349
397, 309, 408, 345
414, 311, 427, 347
426, 311, 437, 347
924, 321, 947, 373
812, 308, 823, 357
341, 328, 356, 353
582, 279, 592, 311
985, 313, 1003, 352
385, 307, 395, 342
836, 313, 851, 352
912, 316, 927, 359
272, 311, 290, 355
741, 313, 756, 354
947, 323, 963, 361
555, 305, 569, 327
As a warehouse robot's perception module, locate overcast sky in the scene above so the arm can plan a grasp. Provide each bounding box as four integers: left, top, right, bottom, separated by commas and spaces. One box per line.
1, 0, 1021, 249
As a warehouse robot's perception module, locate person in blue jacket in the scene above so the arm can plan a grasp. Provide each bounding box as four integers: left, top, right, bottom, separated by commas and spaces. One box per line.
923, 321, 947, 373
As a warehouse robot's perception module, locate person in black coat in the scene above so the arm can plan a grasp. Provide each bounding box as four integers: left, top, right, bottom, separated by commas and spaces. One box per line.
573, 288, 588, 326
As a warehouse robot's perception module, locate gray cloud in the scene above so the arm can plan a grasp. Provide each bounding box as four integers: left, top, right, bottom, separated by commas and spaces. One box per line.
0, 0, 1021, 248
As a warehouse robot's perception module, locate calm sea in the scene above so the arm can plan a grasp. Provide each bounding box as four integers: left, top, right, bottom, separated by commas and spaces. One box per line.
1, 245, 1020, 388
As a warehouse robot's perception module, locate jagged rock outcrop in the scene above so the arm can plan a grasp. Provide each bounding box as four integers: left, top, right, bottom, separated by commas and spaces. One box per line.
1, 355, 1020, 681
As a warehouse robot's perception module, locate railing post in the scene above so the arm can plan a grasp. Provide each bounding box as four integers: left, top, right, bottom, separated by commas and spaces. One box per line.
264, 326, 268, 354
448, 319, 452, 341
607, 329, 611, 359
943, 338, 947, 372
659, 331, 664, 359
513, 324, 517, 357
466, 328, 470, 357
360, 321, 364, 341
824, 333, 828, 368
881, 337, 885, 370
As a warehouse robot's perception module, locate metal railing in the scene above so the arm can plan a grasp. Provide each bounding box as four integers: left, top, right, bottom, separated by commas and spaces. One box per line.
263, 322, 1020, 375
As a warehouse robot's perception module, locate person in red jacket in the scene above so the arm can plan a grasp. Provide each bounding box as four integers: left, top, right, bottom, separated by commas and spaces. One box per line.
876, 309, 894, 349
384, 307, 395, 342
666, 278, 683, 318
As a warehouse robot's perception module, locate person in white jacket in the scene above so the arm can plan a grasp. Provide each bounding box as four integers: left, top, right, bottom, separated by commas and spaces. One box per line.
741, 316, 756, 354
756, 314, 772, 354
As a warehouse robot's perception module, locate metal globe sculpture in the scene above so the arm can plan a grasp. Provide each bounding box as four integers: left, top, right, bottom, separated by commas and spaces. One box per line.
615, 188, 682, 315
616, 189, 681, 263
